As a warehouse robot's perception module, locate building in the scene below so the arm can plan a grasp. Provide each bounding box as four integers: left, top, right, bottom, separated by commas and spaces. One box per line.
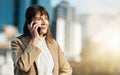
52, 1, 81, 61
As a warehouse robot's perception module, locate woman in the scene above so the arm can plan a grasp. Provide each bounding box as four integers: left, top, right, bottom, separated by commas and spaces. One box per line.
11, 4, 72, 75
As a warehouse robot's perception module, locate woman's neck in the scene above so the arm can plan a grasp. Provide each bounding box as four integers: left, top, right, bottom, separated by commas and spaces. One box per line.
39, 34, 43, 37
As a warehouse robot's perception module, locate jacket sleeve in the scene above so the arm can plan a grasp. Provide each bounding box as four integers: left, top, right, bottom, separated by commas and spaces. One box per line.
11, 38, 40, 72
58, 43, 73, 75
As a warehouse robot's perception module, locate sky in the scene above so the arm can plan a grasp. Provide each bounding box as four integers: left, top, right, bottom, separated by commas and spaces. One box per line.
51, 0, 120, 14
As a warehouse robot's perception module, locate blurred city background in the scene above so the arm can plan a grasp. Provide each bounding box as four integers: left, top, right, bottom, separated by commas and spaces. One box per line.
0, 0, 120, 75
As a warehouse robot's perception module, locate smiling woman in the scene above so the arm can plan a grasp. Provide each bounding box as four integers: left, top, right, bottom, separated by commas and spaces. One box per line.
11, 4, 72, 75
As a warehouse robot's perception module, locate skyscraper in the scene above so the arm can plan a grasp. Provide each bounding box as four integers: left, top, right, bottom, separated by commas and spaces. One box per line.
53, 1, 74, 57
52, 1, 81, 61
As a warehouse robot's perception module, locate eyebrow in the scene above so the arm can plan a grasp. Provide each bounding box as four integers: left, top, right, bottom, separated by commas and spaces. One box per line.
38, 16, 48, 19
35, 17, 41, 18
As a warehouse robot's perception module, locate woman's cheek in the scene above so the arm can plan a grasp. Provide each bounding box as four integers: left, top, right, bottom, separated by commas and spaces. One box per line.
45, 20, 49, 25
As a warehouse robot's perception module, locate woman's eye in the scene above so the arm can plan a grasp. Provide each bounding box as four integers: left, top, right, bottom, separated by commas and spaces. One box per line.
37, 18, 42, 21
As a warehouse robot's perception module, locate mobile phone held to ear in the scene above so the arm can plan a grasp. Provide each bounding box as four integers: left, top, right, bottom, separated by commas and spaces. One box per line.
37, 27, 41, 33
26, 20, 41, 33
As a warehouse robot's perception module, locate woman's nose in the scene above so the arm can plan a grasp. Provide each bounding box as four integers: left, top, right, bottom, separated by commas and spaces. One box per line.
41, 19, 45, 25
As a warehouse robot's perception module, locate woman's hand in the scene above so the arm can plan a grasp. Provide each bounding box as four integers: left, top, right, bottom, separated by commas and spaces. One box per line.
28, 21, 41, 45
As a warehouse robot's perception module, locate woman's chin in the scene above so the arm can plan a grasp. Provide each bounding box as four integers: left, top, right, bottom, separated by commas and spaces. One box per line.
41, 30, 47, 34
39, 31, 47, 35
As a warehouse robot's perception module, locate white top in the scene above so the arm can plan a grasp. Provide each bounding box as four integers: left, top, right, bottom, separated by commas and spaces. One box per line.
36, 37, 54, 75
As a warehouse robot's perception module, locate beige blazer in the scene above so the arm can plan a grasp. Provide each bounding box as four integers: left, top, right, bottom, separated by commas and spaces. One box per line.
11, 34, 72, 75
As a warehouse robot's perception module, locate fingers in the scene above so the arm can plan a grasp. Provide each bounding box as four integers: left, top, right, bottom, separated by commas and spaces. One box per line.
28, 21, 33, 30
28, 22, 40, 33
31, 21, 41, 30
30, 21, 34, 27
33, 23, 40, 32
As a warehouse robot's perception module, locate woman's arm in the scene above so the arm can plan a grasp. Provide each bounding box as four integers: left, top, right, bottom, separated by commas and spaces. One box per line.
11, 38, 40, 72
58, 44, 73, 75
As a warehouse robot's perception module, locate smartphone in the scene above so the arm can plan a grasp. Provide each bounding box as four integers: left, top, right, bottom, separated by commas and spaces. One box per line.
26, 20, 41, 33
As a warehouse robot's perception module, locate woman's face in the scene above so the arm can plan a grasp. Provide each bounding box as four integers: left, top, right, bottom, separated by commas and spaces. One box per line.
32, 13, 49, 36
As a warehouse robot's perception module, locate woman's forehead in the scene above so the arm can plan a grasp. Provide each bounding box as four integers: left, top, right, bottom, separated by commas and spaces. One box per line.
34, 14, 47, 19
35, 13, 47, 17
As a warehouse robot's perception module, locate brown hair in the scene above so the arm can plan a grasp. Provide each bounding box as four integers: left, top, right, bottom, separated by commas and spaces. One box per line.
23, 4, 54, 43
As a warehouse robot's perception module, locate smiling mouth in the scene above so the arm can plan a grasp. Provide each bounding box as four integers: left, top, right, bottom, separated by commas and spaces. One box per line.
41, 27, 46, 29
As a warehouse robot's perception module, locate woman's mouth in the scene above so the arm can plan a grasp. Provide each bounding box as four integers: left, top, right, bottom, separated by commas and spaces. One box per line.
41, 27, 46, 29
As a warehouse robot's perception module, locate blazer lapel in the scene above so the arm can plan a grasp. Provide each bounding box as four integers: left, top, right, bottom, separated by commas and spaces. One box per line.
46, 40, 58, 73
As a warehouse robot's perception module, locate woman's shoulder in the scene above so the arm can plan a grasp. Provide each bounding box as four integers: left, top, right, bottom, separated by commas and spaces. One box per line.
51, 39, 58, 45
50, 39, 61, 48
11, 34, 26, 44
